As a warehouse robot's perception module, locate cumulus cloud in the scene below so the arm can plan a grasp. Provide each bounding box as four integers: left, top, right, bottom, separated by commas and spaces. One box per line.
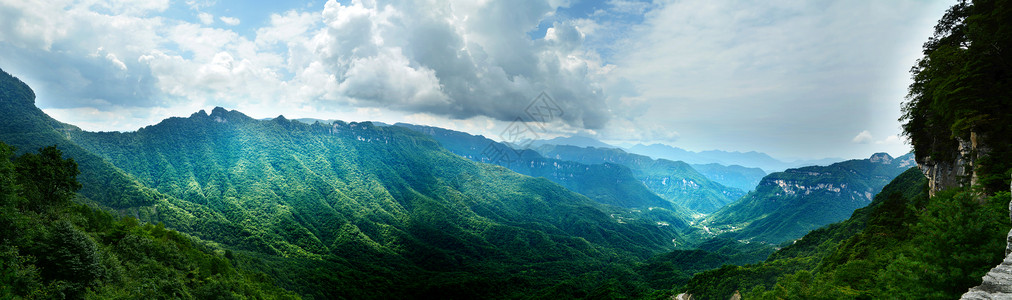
0, 0, 936, 159
852, 130, 874, 144
219, 16, 240, 26
0, 0, 615, 132
198, 12, 214, 25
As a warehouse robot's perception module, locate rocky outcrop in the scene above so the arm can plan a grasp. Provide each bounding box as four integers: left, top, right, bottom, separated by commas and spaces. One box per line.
918, 132, 989, 197
961, 180, 1012, 299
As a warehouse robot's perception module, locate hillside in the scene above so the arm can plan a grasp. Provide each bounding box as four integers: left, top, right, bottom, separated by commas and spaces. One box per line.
703, 153, 914, 244
0, 68, 695, 298
0, 142, 296, 299
396, 123, 693, 227
535, 144, 744, 214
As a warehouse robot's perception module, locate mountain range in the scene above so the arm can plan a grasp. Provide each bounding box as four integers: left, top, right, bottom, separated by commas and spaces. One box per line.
628, 143, 844, 173
0, 69, 689, 298
702, 152, 916, 244
533, 144, 745, 214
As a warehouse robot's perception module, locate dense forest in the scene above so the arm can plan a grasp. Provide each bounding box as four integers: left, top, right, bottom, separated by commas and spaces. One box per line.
0, 143, 296, 298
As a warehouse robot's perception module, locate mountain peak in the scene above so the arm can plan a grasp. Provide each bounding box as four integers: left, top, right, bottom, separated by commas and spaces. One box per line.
869, 152, 893, 164
190, 110, 209, 118
210, 106, 229, 116
0, 68, 37, 108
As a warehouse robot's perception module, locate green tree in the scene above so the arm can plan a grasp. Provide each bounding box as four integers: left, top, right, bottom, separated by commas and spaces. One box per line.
14, 146, 81, 211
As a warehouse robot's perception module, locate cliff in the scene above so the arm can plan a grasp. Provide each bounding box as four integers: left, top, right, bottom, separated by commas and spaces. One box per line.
917, 132, 990, 197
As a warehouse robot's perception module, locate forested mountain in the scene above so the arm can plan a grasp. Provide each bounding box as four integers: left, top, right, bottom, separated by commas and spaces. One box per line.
688, 163, 766, 192
67, 108, 695, 297
702, 153, 914, 244
534, 144, 744, 214
0, 143, 296, 298
396, 123, 693, 224
0, 68, 720, 298
397, 124, 678, 209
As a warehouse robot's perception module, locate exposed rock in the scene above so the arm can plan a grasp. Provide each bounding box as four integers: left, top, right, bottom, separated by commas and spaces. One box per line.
918, 132, 989, 197
961, 180, 1012, 299
869, 152, 894, 164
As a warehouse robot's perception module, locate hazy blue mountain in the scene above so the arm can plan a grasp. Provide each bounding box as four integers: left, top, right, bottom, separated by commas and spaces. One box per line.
702, 152, 915, 244
534, 144, 745, 214
689, 163, 766, 192
628, 143, 843, 173
531, 136, 617, 149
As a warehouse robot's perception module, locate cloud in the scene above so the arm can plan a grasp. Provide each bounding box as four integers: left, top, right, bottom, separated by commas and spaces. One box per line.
604, 0, 947, 157
0, 0, 936, 160
852, 130, 874, 144
198, 12, 214, 25
219, 16, 240, 26
0, 0, 615, 132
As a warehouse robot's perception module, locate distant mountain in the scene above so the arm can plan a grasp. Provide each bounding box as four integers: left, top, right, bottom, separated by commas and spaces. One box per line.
702, 152, 915, 244
628, 143, 843, 173
395, 123, 694, 227
534, 145, 745, 214
531, 136, 617, 149
689, 163, 766, 192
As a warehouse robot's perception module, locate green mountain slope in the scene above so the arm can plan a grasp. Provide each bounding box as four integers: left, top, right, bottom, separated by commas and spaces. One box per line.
395, 123, 693, 226
0, 68, 694, 298
0, 142, 296, 299
685, 168, 1010, 299
535, 144, 744, 213
703, 153, 914, 244
62, 110, 689, 297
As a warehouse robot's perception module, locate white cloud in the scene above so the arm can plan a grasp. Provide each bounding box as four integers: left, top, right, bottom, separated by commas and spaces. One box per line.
604, 0, 948, 158
219, 16, 240, 26
0, 0, 936, 159
198, 12, 214, 25
852, 130, 874, 144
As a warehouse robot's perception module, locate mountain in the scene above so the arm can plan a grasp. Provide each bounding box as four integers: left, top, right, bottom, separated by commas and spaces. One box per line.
534, 144, 745, 214
689, 163, 766, 192
530, 136, 617, 149
685, 166, 1009, 299
0, 68, 692, 298
628, 143, 842, 173
701, 152, 916, 244
394, 123, 693, 219
66, 109, 686, 297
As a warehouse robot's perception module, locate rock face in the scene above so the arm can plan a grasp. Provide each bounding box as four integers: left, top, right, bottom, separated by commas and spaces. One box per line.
961, 180, 1012, 299
918, 132, 989, 197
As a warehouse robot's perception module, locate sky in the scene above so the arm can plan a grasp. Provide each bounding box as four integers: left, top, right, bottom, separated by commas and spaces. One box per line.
0, 0, 954, 160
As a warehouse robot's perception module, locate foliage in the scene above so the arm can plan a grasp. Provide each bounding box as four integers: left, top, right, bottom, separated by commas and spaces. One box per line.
687, 166, 1011, 299
0, 142, 297, 299
901, 0, 1012, 193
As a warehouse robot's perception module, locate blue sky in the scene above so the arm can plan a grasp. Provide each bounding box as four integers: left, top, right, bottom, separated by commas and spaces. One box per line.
0, 0, 953, 160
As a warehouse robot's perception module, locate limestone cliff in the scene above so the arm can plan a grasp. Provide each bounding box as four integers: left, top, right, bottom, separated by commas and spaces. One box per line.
918, 132, 989, 197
